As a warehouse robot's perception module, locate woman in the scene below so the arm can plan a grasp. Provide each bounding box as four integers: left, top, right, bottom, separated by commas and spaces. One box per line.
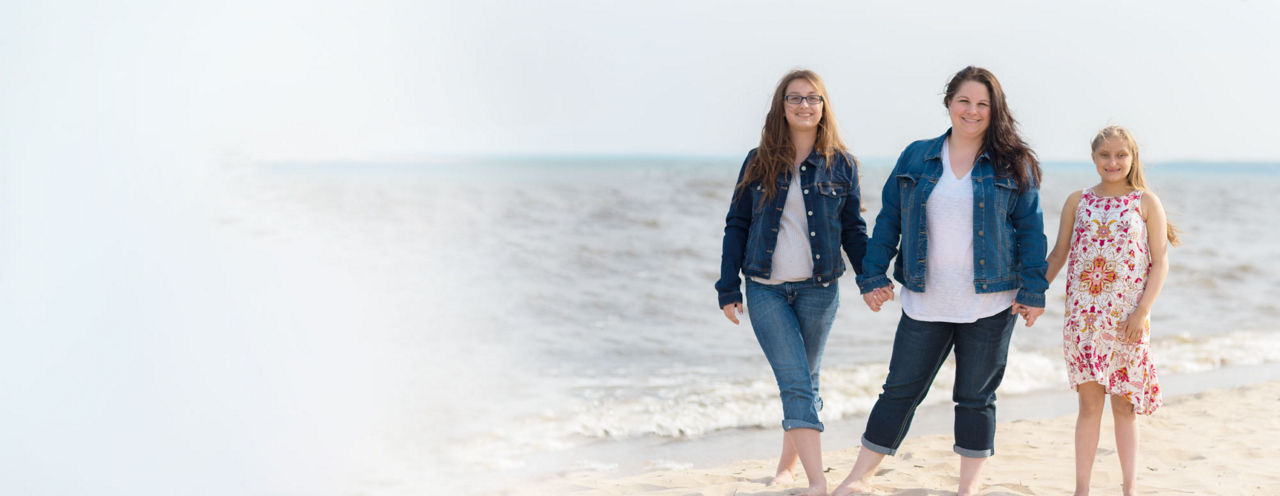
716, 69, 867, 496
830, 66, 1048, 496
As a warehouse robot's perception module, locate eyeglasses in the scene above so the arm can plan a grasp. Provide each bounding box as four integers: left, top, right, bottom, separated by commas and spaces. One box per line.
784, 95, 824, 106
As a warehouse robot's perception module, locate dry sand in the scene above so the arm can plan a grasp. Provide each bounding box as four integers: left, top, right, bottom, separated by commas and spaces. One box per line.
520, 380, 1280, 495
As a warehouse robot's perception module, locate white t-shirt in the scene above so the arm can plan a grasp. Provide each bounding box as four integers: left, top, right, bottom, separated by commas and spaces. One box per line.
751, 168, 814, 284
900, 139, 1017, 322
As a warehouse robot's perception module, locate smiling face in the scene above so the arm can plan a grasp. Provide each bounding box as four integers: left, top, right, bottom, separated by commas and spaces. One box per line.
1092, 136, 1135, 185
783, 78, 823, 132
947, 80, 991, 140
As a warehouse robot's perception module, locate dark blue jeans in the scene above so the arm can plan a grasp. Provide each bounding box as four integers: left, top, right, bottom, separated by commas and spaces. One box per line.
745, 279, 839, 431
861, 308, 1017, 457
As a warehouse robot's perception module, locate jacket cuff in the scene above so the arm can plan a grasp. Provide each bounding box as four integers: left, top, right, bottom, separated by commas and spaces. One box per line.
855, 273, 890, 294
1015, 289, 1045, 308
718, 290, 743, 309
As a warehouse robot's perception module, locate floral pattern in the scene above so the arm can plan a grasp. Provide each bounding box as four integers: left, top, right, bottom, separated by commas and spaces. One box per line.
1062, 188, 1162, 415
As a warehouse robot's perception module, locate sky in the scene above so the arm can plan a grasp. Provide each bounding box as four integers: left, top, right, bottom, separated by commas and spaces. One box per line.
2, 0, 1279, 164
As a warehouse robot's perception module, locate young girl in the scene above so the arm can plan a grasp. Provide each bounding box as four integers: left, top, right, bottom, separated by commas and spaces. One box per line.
1045, 125, 1178, 496
716, 69, 867, 496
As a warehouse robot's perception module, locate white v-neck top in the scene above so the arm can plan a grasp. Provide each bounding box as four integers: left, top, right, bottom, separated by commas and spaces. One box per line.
900, 139, 1017, 322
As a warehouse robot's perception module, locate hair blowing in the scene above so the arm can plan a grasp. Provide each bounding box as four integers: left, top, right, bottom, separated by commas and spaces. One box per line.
735, 69, 856, 202
944, 66, 1041, 192
1091, 125, 1181, 246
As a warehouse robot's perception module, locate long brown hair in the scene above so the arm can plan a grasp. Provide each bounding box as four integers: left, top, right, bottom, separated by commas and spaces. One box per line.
735, 69, 854, 202
944, 66, 1041, 191
1090, 125, 1181, 246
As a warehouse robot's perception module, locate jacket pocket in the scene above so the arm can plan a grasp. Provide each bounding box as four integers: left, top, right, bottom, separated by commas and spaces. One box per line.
993, 178, 1017, 216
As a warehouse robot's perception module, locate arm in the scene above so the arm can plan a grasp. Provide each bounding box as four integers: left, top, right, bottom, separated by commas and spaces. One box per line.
716, 152, 756, 319
1120, 191, 1171, 342
1010, 181, 1049, 308
1008, 176, 1049, 326
839, 154, 869, 275
1045, 190, 1082, 284
856, 148, 909, 294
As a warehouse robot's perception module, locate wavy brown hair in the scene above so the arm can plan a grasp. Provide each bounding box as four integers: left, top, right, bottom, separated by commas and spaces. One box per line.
735, 69, 854, 202
1090, 125, 1181, 246
944, 66, 1041, 191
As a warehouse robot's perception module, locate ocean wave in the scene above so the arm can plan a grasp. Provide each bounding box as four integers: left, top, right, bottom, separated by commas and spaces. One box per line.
457, 329, 1280, 470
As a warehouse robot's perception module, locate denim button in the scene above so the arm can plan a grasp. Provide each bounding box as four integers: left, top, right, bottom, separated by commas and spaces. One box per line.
978, 230, 984, 236
771, 228, 778, 232
978, 202, 985, 208
815, 254, 821, 259
979, 259, 985, 265
804, 189, 810, 194
808, 211, 813, 216
801, 166, 807, 171
976, 177, 983, 183
810, 231, 816, 237
982, 284, 988, 289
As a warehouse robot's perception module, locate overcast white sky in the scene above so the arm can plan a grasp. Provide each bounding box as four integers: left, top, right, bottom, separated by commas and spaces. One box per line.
3, 0, 1279, 164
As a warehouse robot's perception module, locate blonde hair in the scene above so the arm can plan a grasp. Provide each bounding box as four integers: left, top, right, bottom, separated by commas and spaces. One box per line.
1090, 125, 1181, 246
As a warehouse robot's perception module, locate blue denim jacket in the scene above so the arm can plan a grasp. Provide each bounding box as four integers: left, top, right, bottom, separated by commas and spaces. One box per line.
855, 130, 1048, 307
716, 149, 868, 308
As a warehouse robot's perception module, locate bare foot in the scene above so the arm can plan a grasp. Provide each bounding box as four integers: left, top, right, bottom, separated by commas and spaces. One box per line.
799, 483, 828, 496
830, 478, 874, 496
767, 470, 795, 487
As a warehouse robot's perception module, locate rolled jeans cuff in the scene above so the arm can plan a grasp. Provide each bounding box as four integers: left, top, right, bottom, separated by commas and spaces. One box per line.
953, 444, 994, 458
861, 435, 896, 456
782, 419, 824, 432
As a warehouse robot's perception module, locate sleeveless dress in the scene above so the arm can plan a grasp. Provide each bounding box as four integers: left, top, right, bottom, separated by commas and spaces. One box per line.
1062, 188, 1162, 415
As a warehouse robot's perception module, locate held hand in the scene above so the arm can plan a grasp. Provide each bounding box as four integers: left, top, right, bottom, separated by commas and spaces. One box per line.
722, 303, 743, 325
862, 285, 895, 312
1011, 303, 1044, 327
862, 292, 882, 312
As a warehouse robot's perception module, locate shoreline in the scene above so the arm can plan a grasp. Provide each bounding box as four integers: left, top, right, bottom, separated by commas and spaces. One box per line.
505, 362, 1280, 495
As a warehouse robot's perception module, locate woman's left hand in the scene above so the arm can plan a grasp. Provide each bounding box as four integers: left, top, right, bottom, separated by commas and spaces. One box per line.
1011, 303, 1044, 327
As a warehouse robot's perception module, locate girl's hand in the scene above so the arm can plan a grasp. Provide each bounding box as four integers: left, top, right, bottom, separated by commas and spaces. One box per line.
722, 303, 743, 325
862, 284, 895, 312
1118, 310, 1148, 343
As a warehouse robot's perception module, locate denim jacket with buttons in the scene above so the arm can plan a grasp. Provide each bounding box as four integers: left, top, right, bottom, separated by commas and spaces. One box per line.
716, 148, 868, 308
855, 130, 1048, 308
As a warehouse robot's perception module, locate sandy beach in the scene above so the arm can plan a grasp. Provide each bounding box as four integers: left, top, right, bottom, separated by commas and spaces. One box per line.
519, 379, 1279, 495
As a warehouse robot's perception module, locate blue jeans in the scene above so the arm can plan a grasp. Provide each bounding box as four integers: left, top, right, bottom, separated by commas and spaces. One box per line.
745, 279, 839, 432
861, 308, 1017, 457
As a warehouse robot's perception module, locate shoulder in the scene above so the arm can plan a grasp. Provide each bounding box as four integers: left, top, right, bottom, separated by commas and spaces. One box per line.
1065, 189, 1084, 206
831, 148, 858, 170
894, 137, 939, 171
1139, 189, 1165, 213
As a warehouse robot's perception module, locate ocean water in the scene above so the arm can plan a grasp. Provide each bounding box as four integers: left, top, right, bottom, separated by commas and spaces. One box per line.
72, 156, 1278, 495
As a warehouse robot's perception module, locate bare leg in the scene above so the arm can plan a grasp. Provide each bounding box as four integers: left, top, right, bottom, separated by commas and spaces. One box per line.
1111, 394, 1139, 496
1074, 382, 1107, 496
830, 446, 884, 496
787, 428, 828, 495
958, 455, 986, 496
768, 432, 798, 486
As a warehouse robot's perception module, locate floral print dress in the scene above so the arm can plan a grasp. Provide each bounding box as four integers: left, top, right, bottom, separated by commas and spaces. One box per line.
1063, 188, 1162, 415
